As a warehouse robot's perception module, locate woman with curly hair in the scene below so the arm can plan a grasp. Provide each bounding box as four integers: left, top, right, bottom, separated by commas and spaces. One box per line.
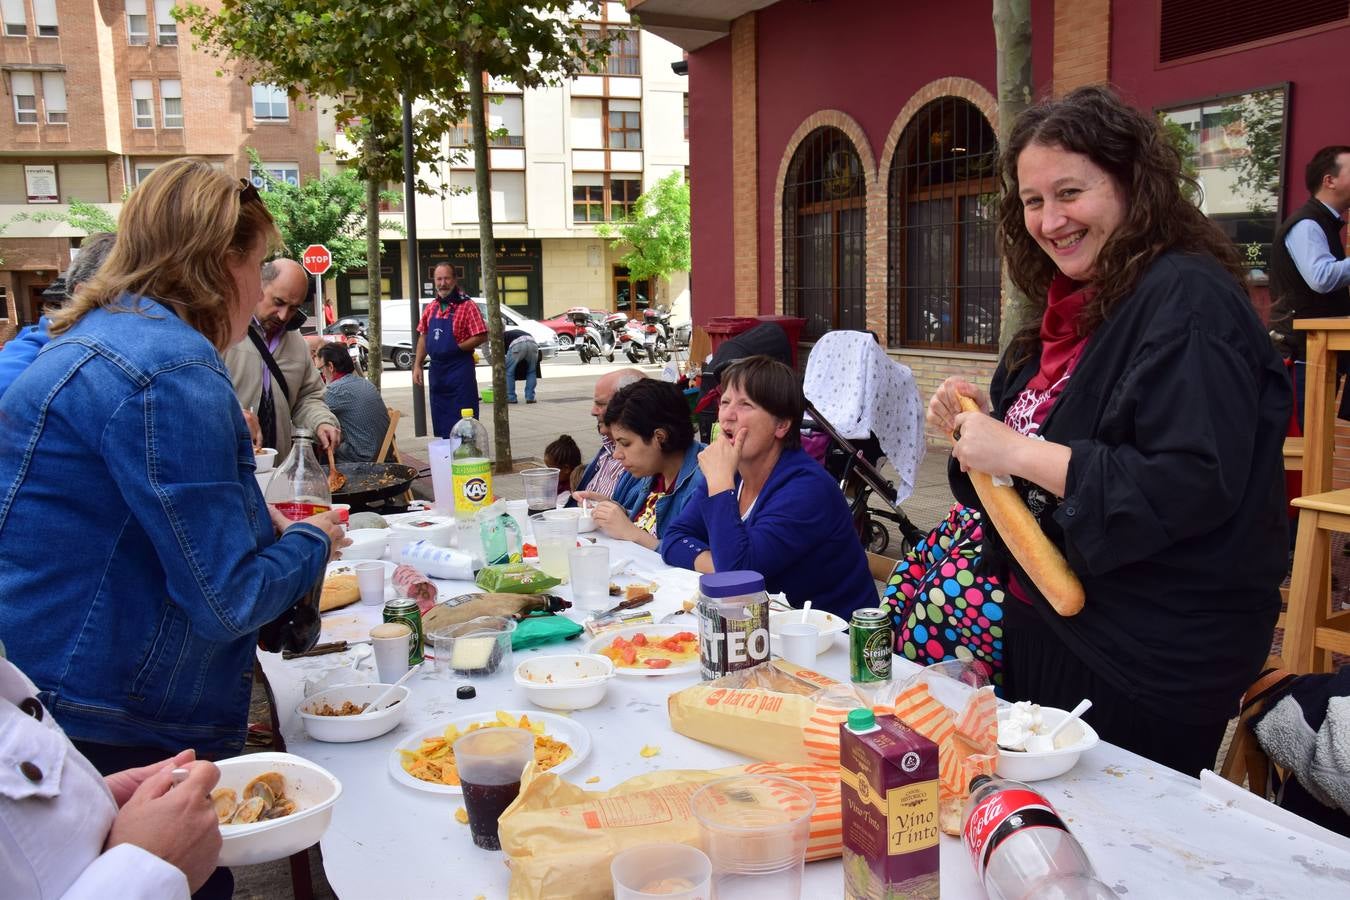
927, 86, 1290, 775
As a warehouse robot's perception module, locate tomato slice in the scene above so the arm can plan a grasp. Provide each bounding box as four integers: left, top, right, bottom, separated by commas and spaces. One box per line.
620, 646, 637, 665
632, 632, 648, 647
671, 631, 696, 642
643, 658, 672, 668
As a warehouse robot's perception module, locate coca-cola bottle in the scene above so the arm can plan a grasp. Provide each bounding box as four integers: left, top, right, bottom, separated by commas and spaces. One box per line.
962, 775, 1116, 900
257, 429, 329, 653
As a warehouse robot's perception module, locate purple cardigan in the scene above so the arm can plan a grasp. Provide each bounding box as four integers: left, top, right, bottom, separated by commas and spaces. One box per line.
660, 447, 876, 618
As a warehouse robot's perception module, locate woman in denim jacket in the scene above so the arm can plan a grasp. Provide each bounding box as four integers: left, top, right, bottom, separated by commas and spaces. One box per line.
577, 379, 705, 550
0, 160, 344, 774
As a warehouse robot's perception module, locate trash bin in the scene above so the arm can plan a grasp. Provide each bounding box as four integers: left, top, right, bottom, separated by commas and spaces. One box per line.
752, 315, 807, 367
704, 315, 760, 359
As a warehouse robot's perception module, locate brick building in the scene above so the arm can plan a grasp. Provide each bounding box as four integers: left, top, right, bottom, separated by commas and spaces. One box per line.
633, 0, 1350, 411
0, 0, 321, 327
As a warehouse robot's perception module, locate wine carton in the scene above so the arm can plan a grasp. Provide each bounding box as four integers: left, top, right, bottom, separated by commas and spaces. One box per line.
840, 713, 941, 899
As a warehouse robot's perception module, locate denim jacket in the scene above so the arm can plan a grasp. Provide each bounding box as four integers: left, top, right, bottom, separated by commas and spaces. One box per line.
611, 442, 706, 539
0, 297, 330, 755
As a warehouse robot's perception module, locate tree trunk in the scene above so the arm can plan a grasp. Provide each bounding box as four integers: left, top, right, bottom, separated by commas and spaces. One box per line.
364, 129, 383, 392
993, 0, 1033, 354
469, 58, 511, 473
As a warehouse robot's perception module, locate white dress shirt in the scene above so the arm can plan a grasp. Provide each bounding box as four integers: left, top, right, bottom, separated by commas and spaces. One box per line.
1285, 199, 1350, 293
0, 658, 189, 900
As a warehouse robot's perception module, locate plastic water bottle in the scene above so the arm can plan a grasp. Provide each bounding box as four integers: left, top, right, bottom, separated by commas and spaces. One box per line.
962, 775, 1116, 900
264, 428, 331, 520
450, 408, 492, 520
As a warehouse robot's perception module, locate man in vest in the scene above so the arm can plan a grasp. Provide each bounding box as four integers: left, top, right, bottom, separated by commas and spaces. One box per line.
1270, 145, 1350, 424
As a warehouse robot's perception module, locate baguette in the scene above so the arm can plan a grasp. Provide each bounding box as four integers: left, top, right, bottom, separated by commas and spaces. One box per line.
955, 395, 1085, 616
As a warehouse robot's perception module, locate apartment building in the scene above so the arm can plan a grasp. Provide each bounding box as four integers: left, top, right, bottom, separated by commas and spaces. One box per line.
329, 1, 691, 324
0, 0, 321, 327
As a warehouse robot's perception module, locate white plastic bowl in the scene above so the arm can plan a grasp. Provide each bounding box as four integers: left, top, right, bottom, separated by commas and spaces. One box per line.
994, 706, 1099, 782
340, 528, 388, 561
297, 683, 410, 743
216, 752, 342, 867
545, 506, 597, 534
514, 653, 616, 710
769, 608, 848, 655
254, 448, 278, 472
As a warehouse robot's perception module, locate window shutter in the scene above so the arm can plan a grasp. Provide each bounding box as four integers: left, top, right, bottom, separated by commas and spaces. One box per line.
1160, 0, 1349, 62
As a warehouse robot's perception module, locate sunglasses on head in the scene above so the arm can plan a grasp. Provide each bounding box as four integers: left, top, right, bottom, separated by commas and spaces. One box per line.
238, 179, 262, 205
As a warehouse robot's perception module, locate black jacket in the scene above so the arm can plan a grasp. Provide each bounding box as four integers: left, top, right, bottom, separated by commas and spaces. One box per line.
1269, 197, 1349, 359
952, 252, 1290, 723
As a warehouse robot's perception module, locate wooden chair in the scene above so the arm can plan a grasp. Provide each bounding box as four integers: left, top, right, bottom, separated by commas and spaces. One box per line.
1219, 656, 1295, 798
1284, 488, 1350, 672
376, 407, 414, 505
1284, 436, 1305, 473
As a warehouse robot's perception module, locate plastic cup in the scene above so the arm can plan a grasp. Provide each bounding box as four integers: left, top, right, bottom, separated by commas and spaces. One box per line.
568, 545, 611, 610
505, 499, 530, 538
355, 561, 386, 606
611, 843, 713, 900
369, 622, 411, 683
531, 513, 577, 580
777, 623, 820, 667
691, 775, 816, 899
521, 467, 560, 514
454, 726, 535, 850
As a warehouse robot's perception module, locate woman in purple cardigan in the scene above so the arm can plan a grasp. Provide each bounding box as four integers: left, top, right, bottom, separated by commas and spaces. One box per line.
660, 356, 876, 618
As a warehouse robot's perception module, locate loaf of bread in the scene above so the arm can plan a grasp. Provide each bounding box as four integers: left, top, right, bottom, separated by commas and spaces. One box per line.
319, 574, 361, 613
956, 395, 1085, 617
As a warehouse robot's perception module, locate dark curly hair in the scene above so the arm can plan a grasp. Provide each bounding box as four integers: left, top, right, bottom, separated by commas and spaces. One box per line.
998, 85, 1246, 370
603, 379, 695, 453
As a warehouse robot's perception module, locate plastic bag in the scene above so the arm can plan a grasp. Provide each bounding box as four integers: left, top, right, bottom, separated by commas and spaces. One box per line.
475, 562, 562, 594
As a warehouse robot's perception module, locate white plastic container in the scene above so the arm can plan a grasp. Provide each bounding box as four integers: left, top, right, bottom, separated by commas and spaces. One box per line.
514, 654, 616, 710
994, 706, 1099, 782
388, 515, 456, 554
769, 608, 848, 656
399, 540, 475, 580
216, 752, 342, 867
296, 683, 411, 743
340, 528, 388, 561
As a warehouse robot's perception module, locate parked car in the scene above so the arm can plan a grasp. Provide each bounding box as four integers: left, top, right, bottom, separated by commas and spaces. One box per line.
378, 298, 559, 370
541, 308, 606, 349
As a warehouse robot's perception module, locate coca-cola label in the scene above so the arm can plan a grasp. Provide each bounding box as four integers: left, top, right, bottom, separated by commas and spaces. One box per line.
962, 787, 1068, 877
273, 501, 330, 522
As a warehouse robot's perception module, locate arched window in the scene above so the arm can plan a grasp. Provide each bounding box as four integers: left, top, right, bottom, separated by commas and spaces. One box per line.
783, 127, 866, 339
888, 98, 999, 349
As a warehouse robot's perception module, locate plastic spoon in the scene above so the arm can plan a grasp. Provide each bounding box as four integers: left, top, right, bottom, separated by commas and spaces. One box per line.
799, 600, 813, 624
361, 665, 418, 715
1027, 699, 1092, 752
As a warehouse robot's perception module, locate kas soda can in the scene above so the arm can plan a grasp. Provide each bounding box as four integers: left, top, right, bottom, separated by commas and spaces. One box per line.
697, 570, 771, 680
850, 607, 893, 683
383, 597, 425, 666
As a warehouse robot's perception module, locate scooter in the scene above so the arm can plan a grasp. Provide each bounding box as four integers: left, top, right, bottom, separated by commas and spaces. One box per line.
327, 318, 370, 375
612, 313, 648, 364
642, 308, 672, 363
571, 308, 614, 364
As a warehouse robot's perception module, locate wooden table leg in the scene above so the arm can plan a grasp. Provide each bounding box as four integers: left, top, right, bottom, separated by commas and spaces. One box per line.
1284, 510, 1330, 673
1302, 331, 1334, 496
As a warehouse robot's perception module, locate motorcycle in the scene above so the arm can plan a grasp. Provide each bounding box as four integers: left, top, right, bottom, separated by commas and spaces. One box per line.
326, 317, 370, 376
570, 307, 614, 364
610, 312, 648, 364
641, 308, 672, 363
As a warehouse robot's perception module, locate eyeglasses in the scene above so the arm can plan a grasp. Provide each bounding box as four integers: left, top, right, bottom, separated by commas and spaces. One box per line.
238, 179, 261, 205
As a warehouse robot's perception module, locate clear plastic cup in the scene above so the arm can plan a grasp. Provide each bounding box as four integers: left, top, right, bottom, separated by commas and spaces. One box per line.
531, 512, 577, 580
505, 498, 530, 538
454, 726, 535, 850
777, 623, 819, 667
691, 775, 816, 899
611, 843, 713, 900
520, 467, 560, 515
568, 545, 610, 610
434, 616, 515, 678
355, 561, 386, 605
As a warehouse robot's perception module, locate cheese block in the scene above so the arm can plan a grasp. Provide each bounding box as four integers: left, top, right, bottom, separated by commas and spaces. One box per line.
319, 574, 361, 613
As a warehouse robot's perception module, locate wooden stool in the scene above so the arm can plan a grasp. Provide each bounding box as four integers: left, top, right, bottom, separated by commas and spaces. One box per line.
1283, 436, 1304, 472
1284, 488, 1350, 672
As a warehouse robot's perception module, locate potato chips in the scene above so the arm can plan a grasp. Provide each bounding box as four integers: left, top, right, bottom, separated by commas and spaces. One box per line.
399, 711, 573, 787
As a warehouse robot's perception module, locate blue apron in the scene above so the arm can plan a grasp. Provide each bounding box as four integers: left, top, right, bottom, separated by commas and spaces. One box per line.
425, 300, 479, 437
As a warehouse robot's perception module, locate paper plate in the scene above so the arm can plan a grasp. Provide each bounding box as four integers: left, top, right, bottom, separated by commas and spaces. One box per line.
585, 624, 701, 677
387, 709, 590, 795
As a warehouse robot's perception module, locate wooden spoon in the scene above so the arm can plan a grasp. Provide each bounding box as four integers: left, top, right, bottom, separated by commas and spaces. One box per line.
326, 443, 346, 492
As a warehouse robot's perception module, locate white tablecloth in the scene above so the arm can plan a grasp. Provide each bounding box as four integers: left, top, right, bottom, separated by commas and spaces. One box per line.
258, 538, 1350, 899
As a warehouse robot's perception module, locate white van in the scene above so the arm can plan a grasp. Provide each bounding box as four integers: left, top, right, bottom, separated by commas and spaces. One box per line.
378, 298, 558, 369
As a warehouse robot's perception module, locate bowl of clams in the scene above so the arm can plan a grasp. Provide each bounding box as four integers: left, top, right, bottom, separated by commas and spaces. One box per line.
213, 752, 342, 866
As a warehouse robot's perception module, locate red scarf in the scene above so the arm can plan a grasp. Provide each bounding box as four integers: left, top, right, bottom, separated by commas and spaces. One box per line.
1027, 274, 1094, 392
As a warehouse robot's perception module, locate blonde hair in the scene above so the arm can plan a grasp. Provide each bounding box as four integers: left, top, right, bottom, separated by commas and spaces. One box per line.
48, 158, 281, 351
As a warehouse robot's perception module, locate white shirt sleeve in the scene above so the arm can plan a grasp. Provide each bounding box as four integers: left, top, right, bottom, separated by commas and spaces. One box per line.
1285, 218, 1350, 294
60, 844, 189, 900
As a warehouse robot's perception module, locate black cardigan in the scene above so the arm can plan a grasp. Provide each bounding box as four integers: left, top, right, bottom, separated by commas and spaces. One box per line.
952, 251, 1291, 723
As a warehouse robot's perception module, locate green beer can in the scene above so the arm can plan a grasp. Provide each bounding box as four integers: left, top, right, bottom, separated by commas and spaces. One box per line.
383, 597, 425, 666
850, 607, 893, 683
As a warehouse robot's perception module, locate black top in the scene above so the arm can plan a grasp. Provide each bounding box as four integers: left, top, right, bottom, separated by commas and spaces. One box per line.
1269, 197, 1350, 359
951, 251, 1290, 723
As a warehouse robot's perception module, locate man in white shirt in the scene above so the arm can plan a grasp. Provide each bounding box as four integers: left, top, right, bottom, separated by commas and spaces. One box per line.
1270, 145, 1350, 423
0, 657, 221, 899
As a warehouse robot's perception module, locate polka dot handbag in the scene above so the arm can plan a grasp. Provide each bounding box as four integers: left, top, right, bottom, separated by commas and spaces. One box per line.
882, 503, 1005, 689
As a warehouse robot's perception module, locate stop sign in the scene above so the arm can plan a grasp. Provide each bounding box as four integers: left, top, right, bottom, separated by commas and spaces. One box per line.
301, 244, 332, 276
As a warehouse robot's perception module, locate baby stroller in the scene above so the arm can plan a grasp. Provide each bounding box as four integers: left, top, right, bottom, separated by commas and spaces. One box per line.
693, 324, 925, 555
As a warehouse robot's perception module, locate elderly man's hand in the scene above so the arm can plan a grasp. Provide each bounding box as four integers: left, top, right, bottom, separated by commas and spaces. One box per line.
315, 424, 341, 452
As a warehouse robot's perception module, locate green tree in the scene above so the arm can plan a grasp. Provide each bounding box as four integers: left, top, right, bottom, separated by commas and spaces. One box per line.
182, 1, 613, 469
5, 198, 119, 235
246, 149, 400, 274
597, 172, 690, 302
1220, 89, 1285, 216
